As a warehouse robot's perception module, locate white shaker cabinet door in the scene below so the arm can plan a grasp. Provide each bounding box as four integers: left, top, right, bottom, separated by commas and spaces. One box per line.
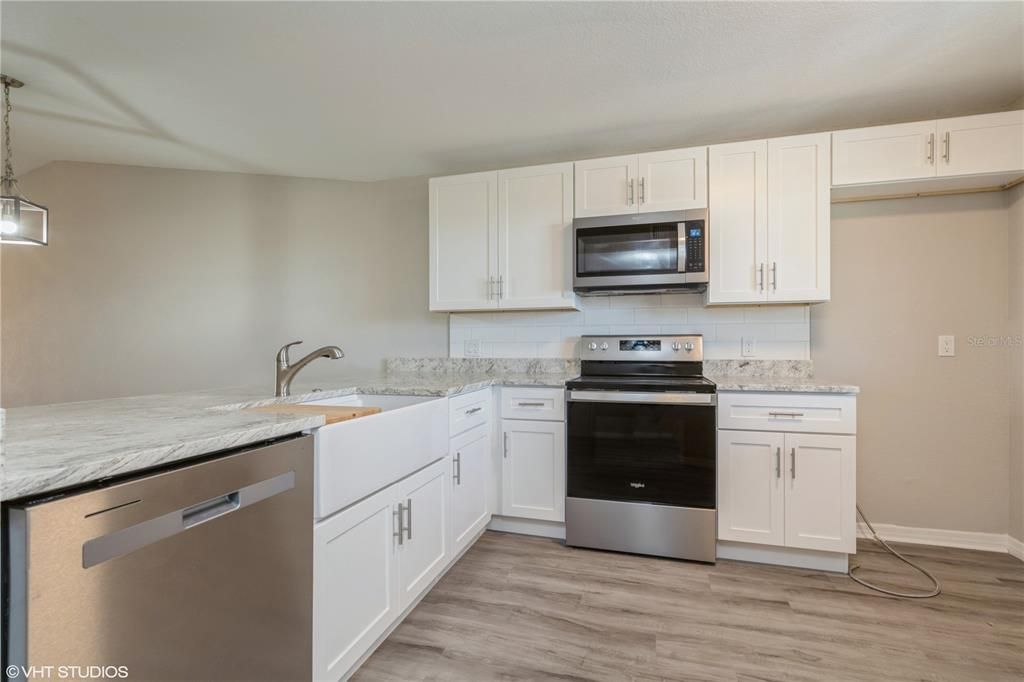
313, 487, 398, 682
708, 140, 768, 304
497, 163, 576, 310
936, 110, 1024, 177
429, 171, 499, 311
637, 146, 708, 213
574, 155, 638, 218
783, 433, 856, 554
450, 424, 492, 556
395, 458, 450, 611
501, 419, 566, 522
831, 120, 937, 185
717, 430, 785, 547
766, 133, 831, 303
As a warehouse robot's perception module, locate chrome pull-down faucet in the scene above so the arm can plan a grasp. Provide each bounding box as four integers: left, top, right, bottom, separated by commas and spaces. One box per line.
275, 340, 345, 397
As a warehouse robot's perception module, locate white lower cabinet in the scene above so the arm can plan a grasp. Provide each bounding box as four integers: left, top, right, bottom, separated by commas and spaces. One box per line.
314, 457, 451, 681
718, 429, 856, 554
313, 487, 399, 681
450, 423, 492, 555
500, 418, 566, 522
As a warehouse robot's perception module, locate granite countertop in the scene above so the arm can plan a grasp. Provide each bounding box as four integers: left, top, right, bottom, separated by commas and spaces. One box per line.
0, 360, 856, 502
0, 368, 575, 502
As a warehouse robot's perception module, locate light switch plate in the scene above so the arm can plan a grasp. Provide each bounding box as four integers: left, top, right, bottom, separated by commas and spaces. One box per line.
741, 337, 756, 357
464, 339, 481, 357
938, 335, 955, 357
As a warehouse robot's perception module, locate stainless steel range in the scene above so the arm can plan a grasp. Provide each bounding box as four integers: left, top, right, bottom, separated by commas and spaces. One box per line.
565, 334, 717, 563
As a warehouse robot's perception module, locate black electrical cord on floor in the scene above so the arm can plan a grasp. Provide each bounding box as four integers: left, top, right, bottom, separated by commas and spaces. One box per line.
848, 505, 941, 599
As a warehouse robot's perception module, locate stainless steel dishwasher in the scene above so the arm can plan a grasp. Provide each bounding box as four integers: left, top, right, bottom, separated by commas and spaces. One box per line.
3, 435, 314, 682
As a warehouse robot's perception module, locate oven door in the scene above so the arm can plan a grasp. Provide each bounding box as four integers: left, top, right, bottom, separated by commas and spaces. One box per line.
566, 390, 716, 509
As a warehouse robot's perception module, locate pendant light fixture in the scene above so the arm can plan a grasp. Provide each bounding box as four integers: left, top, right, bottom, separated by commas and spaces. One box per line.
1, 74, 47, 246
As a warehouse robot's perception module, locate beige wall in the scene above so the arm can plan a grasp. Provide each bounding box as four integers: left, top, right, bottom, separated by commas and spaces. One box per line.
813, 193, 1011, 535
1008, 184, 1024, 542
1, 162, 448, 406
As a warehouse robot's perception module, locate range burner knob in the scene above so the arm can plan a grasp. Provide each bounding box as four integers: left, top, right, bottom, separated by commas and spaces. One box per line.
684, 342, 695, 352
671, 342, 682, 351
587, 342, 598, 351
600, 342, 609, 351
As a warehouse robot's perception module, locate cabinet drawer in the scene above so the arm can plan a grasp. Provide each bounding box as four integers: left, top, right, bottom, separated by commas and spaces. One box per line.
718, 392, 856, 435
449, 389, 492, 437
500, 387, 565, 421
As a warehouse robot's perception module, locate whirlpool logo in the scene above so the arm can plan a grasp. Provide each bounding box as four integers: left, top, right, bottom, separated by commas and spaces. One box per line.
629, 482, 646, 489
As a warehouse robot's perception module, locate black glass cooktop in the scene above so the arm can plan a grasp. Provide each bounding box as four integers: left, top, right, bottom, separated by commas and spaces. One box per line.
565, 374, 717, 393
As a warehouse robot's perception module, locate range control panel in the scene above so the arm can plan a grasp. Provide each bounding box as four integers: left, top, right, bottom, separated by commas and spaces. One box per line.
683, 223, 706, 273
581, 335, 704, 362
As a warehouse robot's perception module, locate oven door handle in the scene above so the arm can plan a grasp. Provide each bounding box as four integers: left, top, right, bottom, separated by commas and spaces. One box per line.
568, 390, 716, 406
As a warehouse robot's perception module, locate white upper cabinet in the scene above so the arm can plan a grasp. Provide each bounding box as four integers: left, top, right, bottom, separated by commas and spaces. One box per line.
429, 171, 498, 311
831, 120, 937, 185
637, 147, 708, 213
497, 163, 576, 310
767, 133, 831, 303
708, 139, 768, 304
708, 135, 830, 305
575, 148, 708, 218
430, 164, 578, 312
574, 154, 637, 218
832, 110, 1024, 191
936, 110, 1024, 177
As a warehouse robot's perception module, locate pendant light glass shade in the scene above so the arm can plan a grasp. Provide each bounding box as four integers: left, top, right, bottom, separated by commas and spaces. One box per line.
0, 74, 47, 246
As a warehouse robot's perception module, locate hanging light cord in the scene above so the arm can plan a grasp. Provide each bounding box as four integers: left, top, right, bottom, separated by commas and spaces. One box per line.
2, 79, 17, 193
848, 504, 941, 599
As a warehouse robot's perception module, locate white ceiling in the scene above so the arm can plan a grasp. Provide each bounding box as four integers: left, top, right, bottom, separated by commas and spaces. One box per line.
2, 1, 1022, 182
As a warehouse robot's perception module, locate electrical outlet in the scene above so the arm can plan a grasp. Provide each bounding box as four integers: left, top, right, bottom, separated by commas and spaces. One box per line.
938, 335, 955, 357
741, 337, 756, 357
464, 339, 481, 357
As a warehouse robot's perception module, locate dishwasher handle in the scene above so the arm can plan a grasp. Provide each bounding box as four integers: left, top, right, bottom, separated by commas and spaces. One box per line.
182, 492, 240, 529
82, 471, 294, 569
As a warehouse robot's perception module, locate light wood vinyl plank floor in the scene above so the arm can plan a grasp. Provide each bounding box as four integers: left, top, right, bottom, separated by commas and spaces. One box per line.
352, 531, 1024, 682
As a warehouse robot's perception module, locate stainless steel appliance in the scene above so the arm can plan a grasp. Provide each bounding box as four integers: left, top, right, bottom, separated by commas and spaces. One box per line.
565, 335, 717, 562
3, 436, 314, 681
572, 209, 709, 295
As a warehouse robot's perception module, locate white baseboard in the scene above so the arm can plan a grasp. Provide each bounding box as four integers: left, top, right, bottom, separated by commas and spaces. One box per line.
488, 515, 566, 539
857, 520, 1021, 558
1008, 535, 1024, 561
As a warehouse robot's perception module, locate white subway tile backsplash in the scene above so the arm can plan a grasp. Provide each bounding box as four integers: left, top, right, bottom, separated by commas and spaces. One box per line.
450, 298, 811, 361
634, 307, 688, 324
584, 308, 635, 325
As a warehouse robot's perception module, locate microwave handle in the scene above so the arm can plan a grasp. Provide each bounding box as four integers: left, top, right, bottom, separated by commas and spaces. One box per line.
677, 223, 687, 273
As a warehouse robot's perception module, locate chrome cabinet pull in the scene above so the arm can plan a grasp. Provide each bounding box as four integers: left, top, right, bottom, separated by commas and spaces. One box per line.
465, 406, 483, 416
790, 448, 796, 480
487, 277, 495, 300
757, 263, 765, 292
771, 262, 777, 291
769, 411, 804, 418
498, 275, 504, 299
394, 503, 405, 546
516, 401, 545, 407
775, 447, 781, 479
927, 133, 935, 164
405, 498, 413, 541
503, 432, 510, 459
453, 452, 462, 484
639, 176, 645, 204
942, 131, 950, 163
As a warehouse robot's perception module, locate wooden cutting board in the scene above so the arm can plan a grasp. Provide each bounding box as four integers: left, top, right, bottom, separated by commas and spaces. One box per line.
244, 404, 382, 425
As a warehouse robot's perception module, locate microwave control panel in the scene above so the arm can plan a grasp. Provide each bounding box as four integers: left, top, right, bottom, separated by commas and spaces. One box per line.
683, 223, 706, 273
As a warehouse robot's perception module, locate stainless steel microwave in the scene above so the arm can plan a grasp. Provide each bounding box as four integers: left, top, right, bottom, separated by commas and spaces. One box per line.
572, 209, 709, 295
